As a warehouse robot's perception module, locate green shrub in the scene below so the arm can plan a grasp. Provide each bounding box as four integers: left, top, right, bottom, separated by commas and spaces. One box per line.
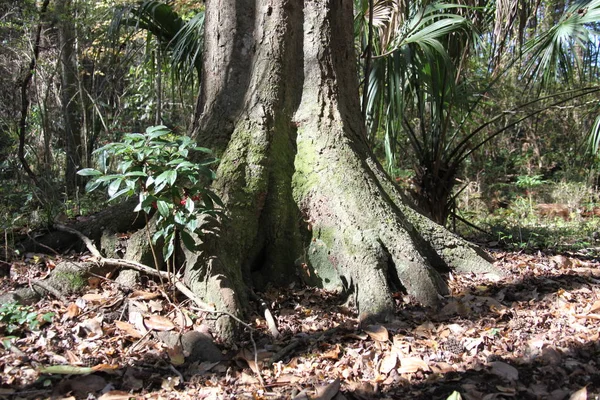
78, 125, 223, 260
0, 302, 53, 334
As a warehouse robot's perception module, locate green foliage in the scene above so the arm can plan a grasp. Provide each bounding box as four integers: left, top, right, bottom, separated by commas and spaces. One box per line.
523, 0, 600, 87
78, 125, 223, 260
0, 302, 53, 334
111, 0, 204, 86
459, 180, 600, 252
355, 0, 600, 226
515, 175, 545, 189
516, 174, 546, 211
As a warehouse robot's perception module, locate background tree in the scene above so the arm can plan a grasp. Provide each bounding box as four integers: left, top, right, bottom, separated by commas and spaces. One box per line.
56, 0, 83, 194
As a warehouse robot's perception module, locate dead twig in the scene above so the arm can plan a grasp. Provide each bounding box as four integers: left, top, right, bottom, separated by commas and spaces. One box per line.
53, 223, 255, 330
54, 223, 267, 385
248, 290, 280, 339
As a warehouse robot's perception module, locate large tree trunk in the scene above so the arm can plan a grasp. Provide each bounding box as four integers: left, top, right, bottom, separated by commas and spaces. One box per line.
188, 0, 501, 343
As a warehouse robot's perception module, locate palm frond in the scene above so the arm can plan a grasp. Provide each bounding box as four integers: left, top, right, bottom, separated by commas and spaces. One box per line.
170, 11, 205, 85
110, 1, 204, 86
523, 0, 600, 86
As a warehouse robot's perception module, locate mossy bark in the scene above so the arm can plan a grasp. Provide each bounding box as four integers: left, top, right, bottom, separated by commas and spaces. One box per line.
187, 0, 501, 343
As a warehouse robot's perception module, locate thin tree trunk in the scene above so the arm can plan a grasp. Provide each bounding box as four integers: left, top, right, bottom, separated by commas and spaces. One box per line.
57, 0, 82, 194
18, 0, 51, 189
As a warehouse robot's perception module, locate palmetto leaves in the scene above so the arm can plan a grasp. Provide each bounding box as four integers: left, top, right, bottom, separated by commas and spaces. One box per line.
356, 0, 600, 224
523, 0, 600, 87
111, 1, 204, 86
357, 0, 474, 173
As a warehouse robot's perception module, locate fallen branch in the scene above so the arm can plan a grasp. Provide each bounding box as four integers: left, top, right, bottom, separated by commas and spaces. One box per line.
53, 223, 269, 387
53, 223, 258, 330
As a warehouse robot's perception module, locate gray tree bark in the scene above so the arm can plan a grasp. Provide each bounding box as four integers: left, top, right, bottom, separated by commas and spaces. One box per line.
188, 0, 502, 343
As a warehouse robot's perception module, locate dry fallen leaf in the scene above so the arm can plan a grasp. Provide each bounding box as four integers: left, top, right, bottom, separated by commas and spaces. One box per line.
64, 303, 81, 320
364, 325, 389, 342
489, 361, 519, 381
114, 320, 144, 339
588, 300, 600, 313
398, 356, 429, 374
379, 352, 398, 374
569, 386, 587, 400
81, 293, 107, 303
321, 344, 341, 360
552, 255, 572, 268
144, 315, 175, 331
98, 391, 137, 400
74, 316, 103, 338
129, 311, 148, 334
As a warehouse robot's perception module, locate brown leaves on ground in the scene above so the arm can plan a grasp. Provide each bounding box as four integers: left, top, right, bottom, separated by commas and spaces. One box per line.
1, 250, 599, 399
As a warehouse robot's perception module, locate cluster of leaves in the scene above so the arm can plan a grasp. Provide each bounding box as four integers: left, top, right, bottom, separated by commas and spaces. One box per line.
0, 302, 53, 335
78, 126, 222, 259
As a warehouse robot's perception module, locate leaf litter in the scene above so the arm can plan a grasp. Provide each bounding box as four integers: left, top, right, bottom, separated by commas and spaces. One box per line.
1, 250, 599, 399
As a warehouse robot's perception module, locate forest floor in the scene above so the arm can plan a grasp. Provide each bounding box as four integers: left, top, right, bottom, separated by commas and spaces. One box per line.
1, 246, 599, 400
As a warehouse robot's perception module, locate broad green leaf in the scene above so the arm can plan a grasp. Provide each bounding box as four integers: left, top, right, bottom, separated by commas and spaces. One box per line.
77, 168, 102, 176
167, 158, 187, 166
152, 229, 164, 244
85, 179, 102, 193
141, 194, 157, 213
205, 190, 224, 207
95, 174, 122, 183
185, 197, 195, 213
174, 212, 186, 225
124, 133, 145, 141
107, 179, 122, 198
185, 218, 198, 232
154, 170, 173, 189
194, 146, 213, 154
119, 160, 133, 173
156, 200, 171, 218
198, 158, 218, 166
180, 230, 196, 251
166, 170, 177, 186
146, 175, 155, 188
125, 171, 147, 177
110, 187, 134, 201
163, 237, 175, 260
201, 193, 214, 211
146, 125, 170, 138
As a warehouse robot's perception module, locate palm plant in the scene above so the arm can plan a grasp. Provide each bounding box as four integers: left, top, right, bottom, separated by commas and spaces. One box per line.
356, 0, 600, 226
355, 0, 484, 223
110, 1, 204, 88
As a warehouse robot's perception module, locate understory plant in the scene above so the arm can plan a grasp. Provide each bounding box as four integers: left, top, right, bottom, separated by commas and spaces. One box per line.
0, 302, 53, 335
78, 125, 223, 262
